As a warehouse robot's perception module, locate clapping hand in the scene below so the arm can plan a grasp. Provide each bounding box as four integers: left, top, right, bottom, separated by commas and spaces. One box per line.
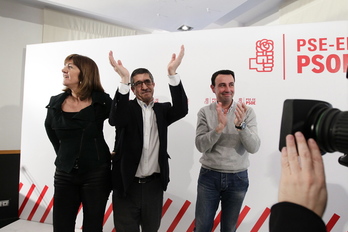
109, 51, 130, 84
167, 45, 185, 76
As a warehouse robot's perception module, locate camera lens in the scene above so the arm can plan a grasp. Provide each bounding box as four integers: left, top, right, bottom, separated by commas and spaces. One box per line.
279, 99, 348, 158
306, 104, 348, 154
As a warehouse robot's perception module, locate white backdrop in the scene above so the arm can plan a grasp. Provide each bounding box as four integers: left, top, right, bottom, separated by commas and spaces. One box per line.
20, 21, 348, 231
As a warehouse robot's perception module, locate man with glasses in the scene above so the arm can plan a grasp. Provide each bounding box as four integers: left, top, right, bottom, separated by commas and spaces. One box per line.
108, 45, 188, 232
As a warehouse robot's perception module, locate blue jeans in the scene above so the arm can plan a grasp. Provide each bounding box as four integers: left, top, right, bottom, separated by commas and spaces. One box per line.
195, 167, 249, 232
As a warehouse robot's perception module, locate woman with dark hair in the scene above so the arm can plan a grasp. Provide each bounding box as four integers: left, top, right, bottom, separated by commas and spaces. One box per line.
45, 54, 112, 232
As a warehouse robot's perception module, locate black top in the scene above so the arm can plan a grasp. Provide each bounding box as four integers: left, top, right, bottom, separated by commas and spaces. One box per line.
45, 91, 112, 173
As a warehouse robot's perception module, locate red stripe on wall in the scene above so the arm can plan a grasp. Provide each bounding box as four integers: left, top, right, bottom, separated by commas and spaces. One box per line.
27, 185, 48, 220
78, 203, 84, 230
250, 207, 270, 232
162, 198, 173, 217
167, 200, 191, 232
103, 203, 113, 226
18, 184, 36, 216
212, 211, 221, 231
237, 205, 251, 228
326, 213, 340, 231
40, 197, 54, 223
78, 203, 83, 213
18, 183, 342, 232
186, 219, 195, 232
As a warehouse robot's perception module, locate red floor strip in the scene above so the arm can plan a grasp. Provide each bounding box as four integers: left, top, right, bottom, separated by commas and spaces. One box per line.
326, 213, 340, 231
103, 203, 113, 226
212, 210, 221, 231
18, 184, 36, 216
237, 205, 251, 228
162, 198, 173, 218
186, 219, 195, 232
40, 197, 54, 223
167, 200, 191, 232
250, 207, 270, 232
19, 182, 23, 191
27, 185, 48, 220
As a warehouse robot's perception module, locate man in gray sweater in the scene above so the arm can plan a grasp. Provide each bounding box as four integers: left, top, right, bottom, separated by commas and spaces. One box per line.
194, 69, 261, 232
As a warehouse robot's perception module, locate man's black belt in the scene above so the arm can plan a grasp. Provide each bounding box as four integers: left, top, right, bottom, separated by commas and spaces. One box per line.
134, 173, 160, 184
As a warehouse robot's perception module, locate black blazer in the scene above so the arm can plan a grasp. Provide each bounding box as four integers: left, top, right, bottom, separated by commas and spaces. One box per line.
45, 91, 112, 173
109, 81, 188, 196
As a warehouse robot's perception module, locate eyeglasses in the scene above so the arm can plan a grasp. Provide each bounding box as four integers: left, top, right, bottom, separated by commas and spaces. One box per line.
132, 79, 153, 87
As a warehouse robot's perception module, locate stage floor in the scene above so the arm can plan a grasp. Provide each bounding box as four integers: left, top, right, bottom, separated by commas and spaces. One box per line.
0, 220, 82, 231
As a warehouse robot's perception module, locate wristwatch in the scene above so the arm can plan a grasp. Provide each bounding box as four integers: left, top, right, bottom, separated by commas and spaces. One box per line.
235, 121, 246, 130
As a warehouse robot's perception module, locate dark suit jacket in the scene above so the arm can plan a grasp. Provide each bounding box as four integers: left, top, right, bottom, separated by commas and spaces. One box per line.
269, 202, 326, 232
109, 81, 188, 196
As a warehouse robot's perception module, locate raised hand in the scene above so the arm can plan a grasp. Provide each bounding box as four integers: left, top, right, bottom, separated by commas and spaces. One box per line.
167, 45, 185, 76
278, 132, 327, 217
109, 51, 130, 84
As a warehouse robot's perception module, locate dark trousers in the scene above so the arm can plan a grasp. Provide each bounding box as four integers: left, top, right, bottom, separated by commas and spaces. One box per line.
112, 175, 163, 232
53, 165, 111, 232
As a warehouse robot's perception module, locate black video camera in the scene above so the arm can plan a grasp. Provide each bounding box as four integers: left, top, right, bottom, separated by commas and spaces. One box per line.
279, 99, 348, 167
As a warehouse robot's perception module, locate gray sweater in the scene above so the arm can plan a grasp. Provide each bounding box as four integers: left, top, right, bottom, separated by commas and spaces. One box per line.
195, 101, 260, 173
